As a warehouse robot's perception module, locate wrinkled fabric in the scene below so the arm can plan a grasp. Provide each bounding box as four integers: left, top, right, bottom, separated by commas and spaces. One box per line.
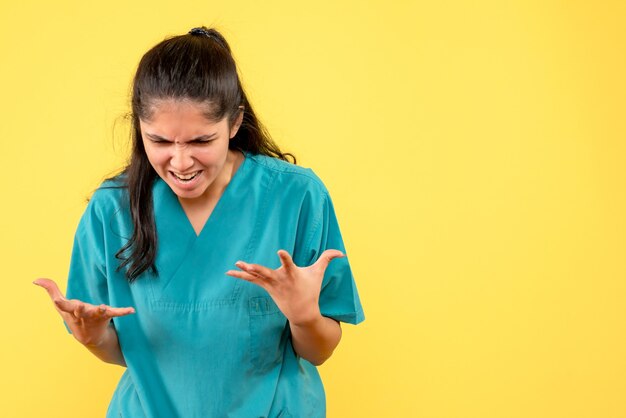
65, 153, 364, 418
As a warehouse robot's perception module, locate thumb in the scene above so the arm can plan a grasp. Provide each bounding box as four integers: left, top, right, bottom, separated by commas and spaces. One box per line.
33, 278, 65, 302
313, 249, 345, 271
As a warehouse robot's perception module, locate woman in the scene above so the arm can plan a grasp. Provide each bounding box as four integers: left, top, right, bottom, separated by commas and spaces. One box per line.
35, 27, 364, 418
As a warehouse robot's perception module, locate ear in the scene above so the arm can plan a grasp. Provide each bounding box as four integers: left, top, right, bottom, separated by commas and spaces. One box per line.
229, 106, 245, 139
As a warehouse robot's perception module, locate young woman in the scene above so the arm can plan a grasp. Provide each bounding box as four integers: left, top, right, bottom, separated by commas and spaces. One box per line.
35, 27, 364, 417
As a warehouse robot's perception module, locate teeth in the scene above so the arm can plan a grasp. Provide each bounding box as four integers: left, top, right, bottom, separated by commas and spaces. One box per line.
173, 171, 200, 181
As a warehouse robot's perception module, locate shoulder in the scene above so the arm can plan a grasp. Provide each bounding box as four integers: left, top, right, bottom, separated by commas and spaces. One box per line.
85, 175, 129, 218
245, 153, 329, 197
73, 175, 133, 244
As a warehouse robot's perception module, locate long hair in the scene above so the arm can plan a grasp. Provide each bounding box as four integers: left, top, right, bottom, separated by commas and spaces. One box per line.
115, 27, 294, 281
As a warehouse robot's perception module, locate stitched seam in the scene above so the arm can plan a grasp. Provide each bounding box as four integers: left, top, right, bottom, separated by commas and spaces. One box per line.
248, 155, 327, 189
303, 192, 327, 264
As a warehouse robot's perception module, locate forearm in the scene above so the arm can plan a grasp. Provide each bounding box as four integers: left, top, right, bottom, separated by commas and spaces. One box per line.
290, 315, 342, 366
82, 325, 126, 367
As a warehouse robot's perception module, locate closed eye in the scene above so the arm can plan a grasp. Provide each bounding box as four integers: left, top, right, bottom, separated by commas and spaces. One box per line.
145, 133, 217, 144
150, 138, 171, 144
191, 139, 214, 144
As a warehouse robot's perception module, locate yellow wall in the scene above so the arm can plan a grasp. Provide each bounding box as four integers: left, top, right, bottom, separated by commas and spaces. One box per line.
2, 1, 625, 417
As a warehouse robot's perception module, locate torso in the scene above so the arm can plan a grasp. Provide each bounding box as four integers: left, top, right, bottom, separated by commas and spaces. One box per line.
66, 153, 361, 417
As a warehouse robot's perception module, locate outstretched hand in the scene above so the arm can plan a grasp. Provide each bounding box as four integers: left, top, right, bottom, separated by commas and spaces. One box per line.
226, 249, 344, 326
33, 278, 135, 347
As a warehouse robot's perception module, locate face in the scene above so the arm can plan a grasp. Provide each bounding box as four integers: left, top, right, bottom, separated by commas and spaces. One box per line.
139, 99, 243, 202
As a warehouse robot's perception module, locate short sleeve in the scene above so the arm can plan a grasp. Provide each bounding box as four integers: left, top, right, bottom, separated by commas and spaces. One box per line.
64, 197, 110, 332
306, 191, 365, 325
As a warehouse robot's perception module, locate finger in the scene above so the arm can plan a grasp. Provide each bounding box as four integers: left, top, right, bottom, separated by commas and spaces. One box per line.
74, 302, 86, 318
103, 306, 136, 317
33, 278, 66, 302
313, 249, 345, 271
54, 297, 78, 314
84, 304, 109, 319
84, 304, 135, 319
226, 270, 267, 288
234, 261, 275, 281
277, 250, 297, 272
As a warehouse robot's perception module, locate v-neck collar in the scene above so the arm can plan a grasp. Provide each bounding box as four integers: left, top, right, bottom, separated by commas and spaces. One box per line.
154, 150, 250, 239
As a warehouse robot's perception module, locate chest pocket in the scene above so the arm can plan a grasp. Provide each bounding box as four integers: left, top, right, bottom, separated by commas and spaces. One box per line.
147, 238, 252, 310
248, 296, 289, 373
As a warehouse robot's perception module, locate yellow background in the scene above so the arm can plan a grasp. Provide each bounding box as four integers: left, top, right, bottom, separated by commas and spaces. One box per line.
2, 0, 625, 417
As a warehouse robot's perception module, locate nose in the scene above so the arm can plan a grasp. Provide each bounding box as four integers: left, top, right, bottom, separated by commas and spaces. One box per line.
170, 143, 194, 172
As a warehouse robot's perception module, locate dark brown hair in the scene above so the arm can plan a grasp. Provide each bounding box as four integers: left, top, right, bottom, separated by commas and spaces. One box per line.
115, 27, 294, 281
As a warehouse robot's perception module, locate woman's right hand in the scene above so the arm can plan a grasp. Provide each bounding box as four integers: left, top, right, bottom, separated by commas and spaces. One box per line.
33, 278, 135, 347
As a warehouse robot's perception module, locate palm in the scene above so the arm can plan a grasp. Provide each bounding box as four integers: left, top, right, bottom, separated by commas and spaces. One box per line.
226, 249, 344, 325
34, 278, 135, 346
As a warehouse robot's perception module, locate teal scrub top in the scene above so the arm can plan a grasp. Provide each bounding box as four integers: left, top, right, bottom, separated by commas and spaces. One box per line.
65, 152, 365, 418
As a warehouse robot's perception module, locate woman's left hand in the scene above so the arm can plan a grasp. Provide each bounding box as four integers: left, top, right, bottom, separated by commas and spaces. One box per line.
226, 249, 344, 325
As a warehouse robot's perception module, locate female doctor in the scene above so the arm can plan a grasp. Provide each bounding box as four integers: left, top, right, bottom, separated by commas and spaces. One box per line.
35, 27, 364, 417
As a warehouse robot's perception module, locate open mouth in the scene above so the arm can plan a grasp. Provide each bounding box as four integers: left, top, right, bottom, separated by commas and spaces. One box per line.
171, 170, 201, 183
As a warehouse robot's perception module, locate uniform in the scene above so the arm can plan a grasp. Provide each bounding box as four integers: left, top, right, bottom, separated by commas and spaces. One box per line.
66, 152, 364, 417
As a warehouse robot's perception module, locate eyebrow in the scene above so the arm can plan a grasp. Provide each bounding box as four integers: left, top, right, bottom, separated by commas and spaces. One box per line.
145, 133, 218, 142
